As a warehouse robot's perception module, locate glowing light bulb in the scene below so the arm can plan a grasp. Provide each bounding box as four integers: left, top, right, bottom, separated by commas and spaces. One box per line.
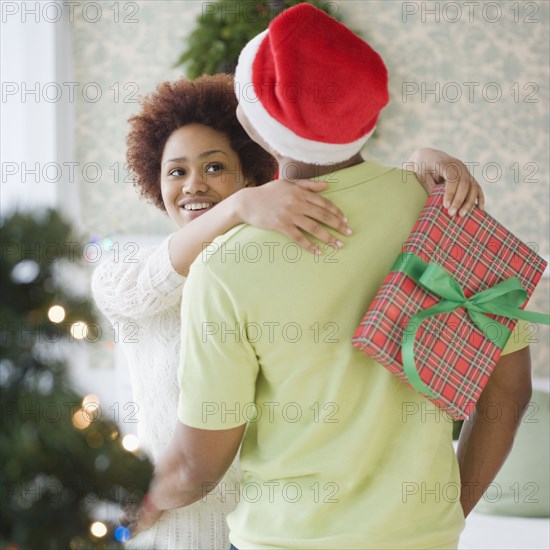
72, 408, 92, 430
82, 394, 100, 411
47, 305, 66, 323
122, 434, 139, 452
114, 525, 131, 542
90, 521, 107, 538
70, 321, 88, 340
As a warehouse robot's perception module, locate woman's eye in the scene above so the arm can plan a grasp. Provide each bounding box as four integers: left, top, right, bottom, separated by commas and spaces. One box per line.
206, 163, 224, 174
169, 168, 186, 177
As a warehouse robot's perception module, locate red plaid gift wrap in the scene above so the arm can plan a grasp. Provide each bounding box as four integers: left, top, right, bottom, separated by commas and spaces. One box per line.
352, 186, 548, 420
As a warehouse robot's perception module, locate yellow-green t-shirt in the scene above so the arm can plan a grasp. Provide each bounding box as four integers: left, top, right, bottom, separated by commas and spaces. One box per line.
177, 160, 529, 550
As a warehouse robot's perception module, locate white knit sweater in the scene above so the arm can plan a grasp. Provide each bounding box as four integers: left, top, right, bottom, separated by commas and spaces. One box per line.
91, 235, 239, 550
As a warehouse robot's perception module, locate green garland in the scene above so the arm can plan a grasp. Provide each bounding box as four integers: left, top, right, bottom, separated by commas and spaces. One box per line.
176, 0, 343, 79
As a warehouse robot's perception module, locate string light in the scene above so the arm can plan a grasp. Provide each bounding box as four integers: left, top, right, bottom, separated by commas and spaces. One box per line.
114, 526, 131, 542
89, 521, 107, 538
82, 394, 100, 411
122, 434, 139, 452
70, 321, 89, 340
72, 408, 92, 430
11, 259, 40, 284
47, 305, 66, 323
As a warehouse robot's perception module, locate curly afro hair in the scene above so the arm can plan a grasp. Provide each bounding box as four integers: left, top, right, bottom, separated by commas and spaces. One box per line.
126, 74, 277, 211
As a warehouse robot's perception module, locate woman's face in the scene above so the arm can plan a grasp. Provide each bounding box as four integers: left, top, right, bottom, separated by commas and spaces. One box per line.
160, 123, 251, 227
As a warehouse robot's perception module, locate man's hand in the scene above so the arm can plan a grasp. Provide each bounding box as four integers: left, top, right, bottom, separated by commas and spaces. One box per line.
406, 147, 485, 217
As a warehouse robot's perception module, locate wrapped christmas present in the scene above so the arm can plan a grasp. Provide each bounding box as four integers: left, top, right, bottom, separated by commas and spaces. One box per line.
352, 186, 549, 420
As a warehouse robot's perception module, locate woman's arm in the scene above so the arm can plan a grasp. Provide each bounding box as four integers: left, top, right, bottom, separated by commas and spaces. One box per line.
90, 237, 186, 321
91, 179, 348, 319
168, 147, 486, 278
168, 179, 350, 276
93, 149, 481, 319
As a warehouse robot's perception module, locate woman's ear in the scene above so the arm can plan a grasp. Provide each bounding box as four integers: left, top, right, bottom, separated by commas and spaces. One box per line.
244, 180, 256, 188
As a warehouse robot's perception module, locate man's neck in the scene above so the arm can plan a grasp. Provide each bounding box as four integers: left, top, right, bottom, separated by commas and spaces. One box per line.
277, 153, 365, 180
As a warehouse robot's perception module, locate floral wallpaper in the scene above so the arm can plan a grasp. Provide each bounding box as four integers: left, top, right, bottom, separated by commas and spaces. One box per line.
73, 1, 548, 376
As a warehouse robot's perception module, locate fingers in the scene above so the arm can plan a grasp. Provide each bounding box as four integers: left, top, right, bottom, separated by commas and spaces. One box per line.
446, 175, 484, 217
283, 227, 325, 254
262, 179, 352, 253
410, 150, 485, 216
293, 180, 347, 217
123, 507, 162, 538
457, 182, 482, 217
297, 217, 345, 250
302, 201, 351, 238
447, 179, 470, 216
441, 164, 482, 217
296, 184, 348, 224
284, 181, 351, 241
293, 179, 328, 192
442, 179, 458, 211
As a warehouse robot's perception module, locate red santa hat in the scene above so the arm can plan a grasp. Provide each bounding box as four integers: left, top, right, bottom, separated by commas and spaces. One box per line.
234, 3, 389, 164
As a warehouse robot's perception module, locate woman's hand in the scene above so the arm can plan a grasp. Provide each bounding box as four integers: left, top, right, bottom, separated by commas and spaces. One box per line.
407, 148, 485, 217
121, 493, 163, 539
237, 179, 351, 253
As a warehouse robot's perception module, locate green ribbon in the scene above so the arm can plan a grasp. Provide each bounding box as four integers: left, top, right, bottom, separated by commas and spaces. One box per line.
391, 252, 550, 398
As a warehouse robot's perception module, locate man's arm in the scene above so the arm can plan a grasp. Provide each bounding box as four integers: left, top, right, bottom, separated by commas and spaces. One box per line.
456, 346, 532, 517
128, 421, 246, 534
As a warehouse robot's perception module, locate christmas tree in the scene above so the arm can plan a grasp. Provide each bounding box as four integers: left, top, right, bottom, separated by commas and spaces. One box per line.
0, 210, 153, 549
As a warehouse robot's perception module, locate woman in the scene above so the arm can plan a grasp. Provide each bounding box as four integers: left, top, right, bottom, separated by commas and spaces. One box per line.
92, 74, 483, 549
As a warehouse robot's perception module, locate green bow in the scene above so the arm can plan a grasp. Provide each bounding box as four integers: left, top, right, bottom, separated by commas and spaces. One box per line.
391, 252, 550, 398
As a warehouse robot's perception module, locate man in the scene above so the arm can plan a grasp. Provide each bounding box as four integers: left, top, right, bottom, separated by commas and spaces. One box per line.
135, 4, 531, 549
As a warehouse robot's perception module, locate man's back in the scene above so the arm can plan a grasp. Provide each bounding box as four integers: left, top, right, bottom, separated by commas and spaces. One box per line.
178, 161, 465, 549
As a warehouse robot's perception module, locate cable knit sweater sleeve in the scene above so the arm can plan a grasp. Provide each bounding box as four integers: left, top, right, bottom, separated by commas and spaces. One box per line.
91, 234, 186, 322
